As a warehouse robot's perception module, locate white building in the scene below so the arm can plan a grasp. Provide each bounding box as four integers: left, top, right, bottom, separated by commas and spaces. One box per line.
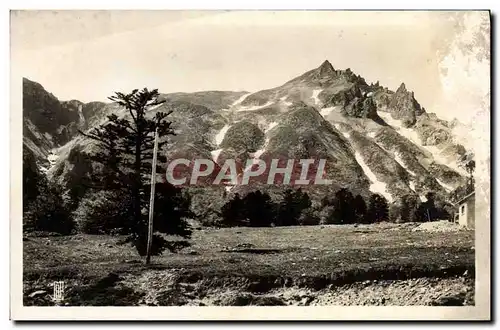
454, 191, 475, 229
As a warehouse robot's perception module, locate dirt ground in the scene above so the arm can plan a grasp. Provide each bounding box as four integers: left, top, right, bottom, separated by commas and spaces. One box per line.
116, 269, 473, 306
23, 222, 475, 306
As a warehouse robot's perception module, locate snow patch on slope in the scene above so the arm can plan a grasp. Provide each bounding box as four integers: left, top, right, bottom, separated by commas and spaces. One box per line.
311, 89, 322, 105
249, 137, 270, 160
78, 105, 85, 123
244, 137, 271, 175
210, 149, 223, 163
280, 96, 293, 107
252, 149, 264, 160
394, 152, 416, 176
237, 101, 273, 112
319, 106, 339, 117
425, 145, 468, 176
40, 150, 59, 174
215, 124, 230, 146
378, 112, 422, 145
378, 112, 467, 176
266, 122, 278, 132
232, 93, 251, 107
353, 151, 393, 203
436, 178, 454, 192
332, 101, 393, 201
47, 153, 58, 165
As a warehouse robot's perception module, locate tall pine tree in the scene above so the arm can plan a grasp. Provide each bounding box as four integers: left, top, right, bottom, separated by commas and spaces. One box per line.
399, 194, 418, 223
353, 194, 367, 223
79, 88, 191, 256
221, 193, 245, 227
276, 188, 311, 226
332, 188, 355, 224
367, 193, 389, 223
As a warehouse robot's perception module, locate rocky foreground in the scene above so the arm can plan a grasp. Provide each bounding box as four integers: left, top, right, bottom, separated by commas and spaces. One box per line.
115, 270, 474, 306
26, 269, 473, 307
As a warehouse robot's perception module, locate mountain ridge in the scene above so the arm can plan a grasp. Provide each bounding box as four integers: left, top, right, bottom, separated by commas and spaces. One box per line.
22, 60, 470, 219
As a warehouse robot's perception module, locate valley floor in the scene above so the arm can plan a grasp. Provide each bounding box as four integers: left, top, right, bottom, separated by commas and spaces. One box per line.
23, 222, 475, 306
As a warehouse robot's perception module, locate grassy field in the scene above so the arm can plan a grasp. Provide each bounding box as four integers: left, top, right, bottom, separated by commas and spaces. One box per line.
23, 222, 475, 306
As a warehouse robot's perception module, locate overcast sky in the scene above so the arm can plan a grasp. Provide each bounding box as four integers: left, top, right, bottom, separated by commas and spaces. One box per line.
11, 10, 489, 123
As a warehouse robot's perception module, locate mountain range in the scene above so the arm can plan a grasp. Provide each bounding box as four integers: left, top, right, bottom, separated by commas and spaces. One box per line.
22, 60, 470, 218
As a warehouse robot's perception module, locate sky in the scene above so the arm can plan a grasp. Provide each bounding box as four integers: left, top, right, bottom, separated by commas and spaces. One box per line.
11, 10, 490, 124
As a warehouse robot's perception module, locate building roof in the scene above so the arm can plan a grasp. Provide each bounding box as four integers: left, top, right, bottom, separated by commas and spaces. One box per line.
455, 191, 475, 206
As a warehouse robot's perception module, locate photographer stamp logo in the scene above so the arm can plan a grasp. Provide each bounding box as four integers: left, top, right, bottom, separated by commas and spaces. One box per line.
52, 281, 65, 303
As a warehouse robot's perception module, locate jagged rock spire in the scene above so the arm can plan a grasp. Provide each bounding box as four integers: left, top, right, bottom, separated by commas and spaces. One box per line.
388, 82, 425, 127
318, 60, 335, 76
397, 82, 407, 93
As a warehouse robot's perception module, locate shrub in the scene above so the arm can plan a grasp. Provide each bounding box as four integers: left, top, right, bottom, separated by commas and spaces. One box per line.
414, 192, 451, 222
199, 209, 224, 227
189, 187, 226, 226
367, 193, 389, 223
353, 194, 368, 223
24, 179, 74, 235
298, 207, 321, 226
318, 205, 335, 224
388, 202, 401, 223
275, 188, 311, 226
149, 183, 193, 238
73, 190, 132, 234
244, 191, 275, 227
220, 190, 276, 227
221, 193, 245, 227
400, 194, 419, 222
73, 183, 192, 255
23, 146, 41, 210
327, 188, 355, 224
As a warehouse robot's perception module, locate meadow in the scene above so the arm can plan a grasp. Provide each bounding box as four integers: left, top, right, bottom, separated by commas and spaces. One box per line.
23, 222, 475, 306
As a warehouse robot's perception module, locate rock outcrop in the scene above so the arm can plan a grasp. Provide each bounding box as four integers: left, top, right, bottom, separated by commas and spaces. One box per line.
387, 83, 425, 127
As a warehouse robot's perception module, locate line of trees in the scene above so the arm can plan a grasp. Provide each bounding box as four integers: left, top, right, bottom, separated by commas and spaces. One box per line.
219, 187, 391, 227
219, 187, 452, 228
23, 147, 74, 235
393, 192, 451, 223
220, 188, 316, 227
319, 188, 389, 224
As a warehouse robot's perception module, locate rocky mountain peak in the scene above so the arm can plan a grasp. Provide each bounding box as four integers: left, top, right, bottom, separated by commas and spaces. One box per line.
318, 60, 335, 76
396, 82, 407, 93
386, 82, 425, 127
25, 70, 468, 216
